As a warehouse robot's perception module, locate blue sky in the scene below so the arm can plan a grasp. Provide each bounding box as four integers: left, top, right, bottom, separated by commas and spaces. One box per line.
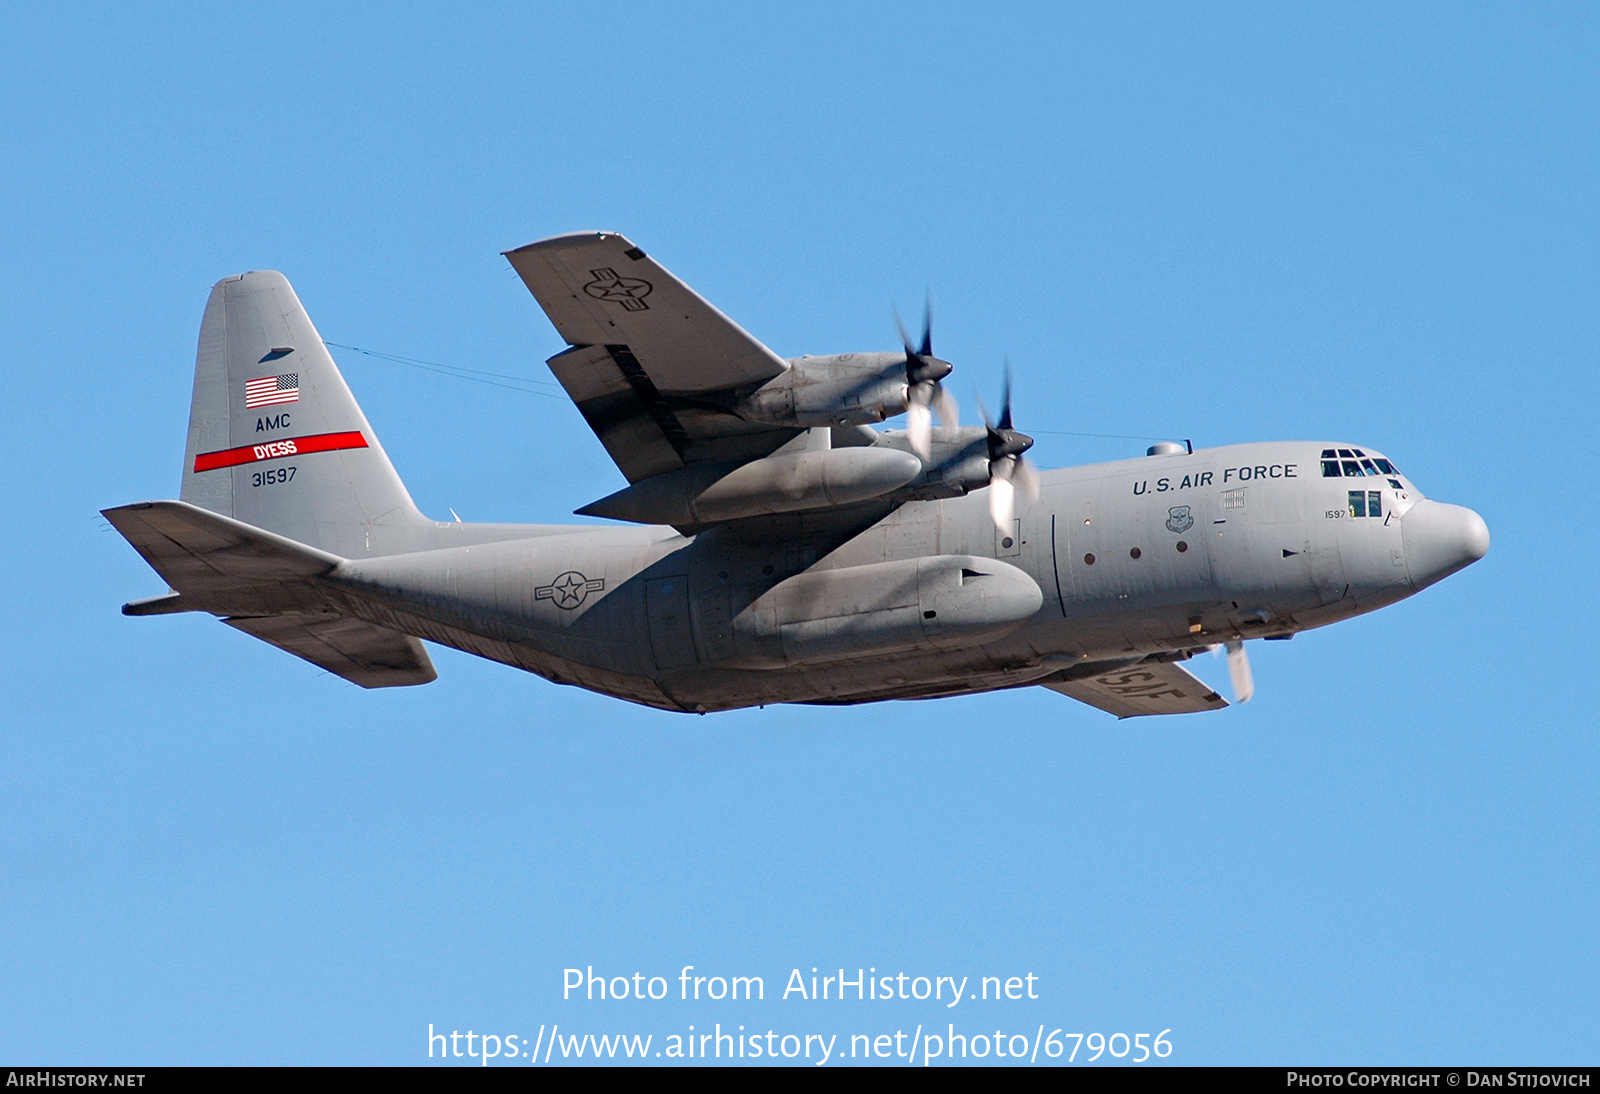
2, 2, 1596, 1065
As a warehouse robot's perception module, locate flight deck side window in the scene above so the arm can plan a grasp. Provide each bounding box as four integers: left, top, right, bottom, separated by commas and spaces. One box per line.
1374, 458, 1396, 474
1346, 490, 1385, 517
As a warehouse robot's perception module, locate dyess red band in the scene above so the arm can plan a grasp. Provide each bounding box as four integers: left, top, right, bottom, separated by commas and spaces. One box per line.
193, 430, 368, 472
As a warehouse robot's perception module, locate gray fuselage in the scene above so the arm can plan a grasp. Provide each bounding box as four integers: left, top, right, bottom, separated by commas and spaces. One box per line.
322, 440, 1488, 713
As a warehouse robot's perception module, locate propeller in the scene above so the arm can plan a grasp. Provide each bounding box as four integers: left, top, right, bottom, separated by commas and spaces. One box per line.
978, 363, 1037, 533
896, 298, 957, 461
1223, 640, 1254, 704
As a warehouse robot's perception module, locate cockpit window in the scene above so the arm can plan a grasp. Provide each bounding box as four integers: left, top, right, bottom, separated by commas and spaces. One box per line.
1323, 449, 1403, 479
1324, 447, 1401, 479
1348, 490, 1367, 517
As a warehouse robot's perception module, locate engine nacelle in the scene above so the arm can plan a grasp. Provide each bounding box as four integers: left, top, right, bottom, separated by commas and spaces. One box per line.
575, 445, 924, 526
738, 353, 909, 427
721, 554, 1043, 669
839, 425, 995, 500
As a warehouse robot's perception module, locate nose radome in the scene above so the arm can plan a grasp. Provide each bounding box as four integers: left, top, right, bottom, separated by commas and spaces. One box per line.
1402, 500, 1489, 590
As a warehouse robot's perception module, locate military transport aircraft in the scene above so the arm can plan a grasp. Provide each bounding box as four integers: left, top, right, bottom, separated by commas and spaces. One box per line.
104, 232, 1489, 717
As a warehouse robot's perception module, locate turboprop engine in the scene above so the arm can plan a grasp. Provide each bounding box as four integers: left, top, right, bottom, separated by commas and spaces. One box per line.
738, 352, 919, 427
737, 306, 959, 462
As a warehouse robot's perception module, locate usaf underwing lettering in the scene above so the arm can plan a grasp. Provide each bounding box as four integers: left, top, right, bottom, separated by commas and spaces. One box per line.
104, 233, 1489, 716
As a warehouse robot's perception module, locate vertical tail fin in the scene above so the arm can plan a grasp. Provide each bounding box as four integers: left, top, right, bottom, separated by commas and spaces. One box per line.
179, 271, 427, 557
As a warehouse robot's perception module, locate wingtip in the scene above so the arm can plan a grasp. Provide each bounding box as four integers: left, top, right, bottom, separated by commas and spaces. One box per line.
503, 230, 631, 256
102, 501, 156, 516
121, 592, 187, 616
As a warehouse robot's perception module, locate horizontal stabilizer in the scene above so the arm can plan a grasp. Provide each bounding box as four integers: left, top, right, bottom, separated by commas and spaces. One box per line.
106, 500, 436, 688
1042, 657, 1227, 718
103, 500, 340, 616
224, 613, 435, 689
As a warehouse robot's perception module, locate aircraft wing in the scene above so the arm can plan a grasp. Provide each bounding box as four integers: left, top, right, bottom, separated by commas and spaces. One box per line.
1040, 658, 1228, 718
505, 232, 799, 483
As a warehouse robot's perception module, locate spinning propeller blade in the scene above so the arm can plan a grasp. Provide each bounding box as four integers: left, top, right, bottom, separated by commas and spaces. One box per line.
896, 297, 954, 461
989, 472, 1015, 532
1225, 640, 1255, 704
980, 361, 1035, 532
906, 400, 932, 461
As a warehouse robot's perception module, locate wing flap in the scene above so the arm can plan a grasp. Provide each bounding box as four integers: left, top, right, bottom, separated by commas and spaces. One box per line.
546, 343, 687, 481
224, 613, 436, 688
1042, 658, 1228, 718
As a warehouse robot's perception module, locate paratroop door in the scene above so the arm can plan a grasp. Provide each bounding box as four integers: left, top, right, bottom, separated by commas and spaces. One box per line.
646, 576, 697, 669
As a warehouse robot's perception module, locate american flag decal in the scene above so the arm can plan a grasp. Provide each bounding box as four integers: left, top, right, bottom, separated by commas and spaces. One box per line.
245, 373, 300, 408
